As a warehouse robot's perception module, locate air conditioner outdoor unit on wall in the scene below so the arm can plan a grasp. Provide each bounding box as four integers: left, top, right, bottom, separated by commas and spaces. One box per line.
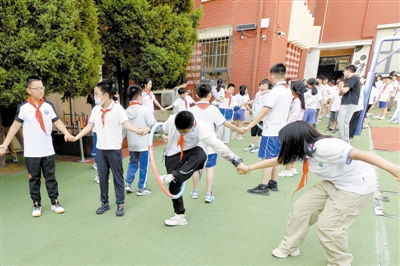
160, 90, 176, 106
235, 23, 257, 31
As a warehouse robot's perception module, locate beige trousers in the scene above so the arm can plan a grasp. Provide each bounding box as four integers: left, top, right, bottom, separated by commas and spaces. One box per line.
278, 180, 372, 266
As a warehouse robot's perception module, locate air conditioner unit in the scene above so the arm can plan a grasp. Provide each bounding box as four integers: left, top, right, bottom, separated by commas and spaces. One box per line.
160, 90, 176, 106
235, 23, 257, 31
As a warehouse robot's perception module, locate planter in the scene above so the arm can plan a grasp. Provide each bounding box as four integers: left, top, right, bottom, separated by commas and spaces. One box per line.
52, 132, 93, 157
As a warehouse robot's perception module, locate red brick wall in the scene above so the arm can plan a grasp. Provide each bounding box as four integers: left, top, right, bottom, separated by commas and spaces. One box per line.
192, 0, 293, 97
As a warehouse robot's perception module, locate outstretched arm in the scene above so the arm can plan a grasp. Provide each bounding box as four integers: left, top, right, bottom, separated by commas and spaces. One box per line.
244, 106, 270, 131
202, 135, 243, 167
0, 121, 22, 155
71, 123, 94, 142
153, 98, 165, 112
53, 119, 73, 141
350, 149, 400, 181
237, 158, 279, 174
123, 121, 150, 136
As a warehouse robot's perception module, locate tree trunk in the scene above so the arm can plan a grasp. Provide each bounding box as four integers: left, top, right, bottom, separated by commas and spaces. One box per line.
122, 68, 130, 108
0, 126, 5, 168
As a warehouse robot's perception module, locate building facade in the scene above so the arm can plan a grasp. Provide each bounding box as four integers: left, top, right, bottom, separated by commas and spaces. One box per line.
187, 0, 399, 96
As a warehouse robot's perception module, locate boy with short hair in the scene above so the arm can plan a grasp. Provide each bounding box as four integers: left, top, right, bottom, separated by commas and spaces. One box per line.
243, 63, 292, 195
189, 83, 243, 203
160, 111, 243, 226
217, 83, 236, 144
0, 76, 73, 217
164, 87, 195, 113
124, 85, 157, 196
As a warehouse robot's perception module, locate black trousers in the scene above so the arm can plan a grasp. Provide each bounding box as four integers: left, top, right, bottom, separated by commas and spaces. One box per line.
349, 110, 362, 138
25, 155, 59, 205
97, 149, 125, 205
165, 146, 207, 214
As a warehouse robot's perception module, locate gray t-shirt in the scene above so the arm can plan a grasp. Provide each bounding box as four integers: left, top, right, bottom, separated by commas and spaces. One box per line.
341, 75, 361, 105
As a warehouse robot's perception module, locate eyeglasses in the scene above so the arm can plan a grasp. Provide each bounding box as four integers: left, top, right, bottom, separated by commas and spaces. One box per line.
29, 86, 46, 91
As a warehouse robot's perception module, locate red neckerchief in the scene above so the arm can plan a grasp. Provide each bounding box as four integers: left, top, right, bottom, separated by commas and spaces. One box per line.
129, 101, 141, 106
100, 103, 113, 127
197, 102, 210, 110
143, 89, 153, 100
177, 135, 184, 161
27, 97, 46, 133
182, 97, 188, 110
292, 159, 309, 197
224, 93, 232, 107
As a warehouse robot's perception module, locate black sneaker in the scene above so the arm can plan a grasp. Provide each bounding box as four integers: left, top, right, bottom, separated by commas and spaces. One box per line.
116, 204, 125, 216
96, 203, 110, 215
247, 184, 269, 195
268, 180, 278, 191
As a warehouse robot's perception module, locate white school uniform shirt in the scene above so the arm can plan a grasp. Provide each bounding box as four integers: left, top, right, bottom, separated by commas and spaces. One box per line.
125, 102, 157, 152
309, 138, 376, 195
172, 95, 195, 113
189, 101, 226, 154
141, 90, 156, 113
262, 81, 292, 136
234, 94, 250, 109
219, 94, 236, 109
355, 86, 364, 112
287, 97, 304, 123
15, 100, 59, 157
89, 101, 128, 150
304, 90, 319, 110
162, 114, 239, 161
316, 88, 324, 108
367, 86, 378, 105
211, 87, 225, 104
252, 90, 269, 118
330, 88, 342, 112
378, 83, 393, 102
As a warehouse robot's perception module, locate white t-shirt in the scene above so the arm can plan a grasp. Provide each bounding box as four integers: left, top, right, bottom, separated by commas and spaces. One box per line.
89, 101, 128, 150
15, 100, 59, 157
262, 81, 292, 136
252, 90, 269, 118
125, 103, 157, 152
330, 88, 342, 112
304, 89, 319, 110
356, 86, 365, 111
309, 138, 376, 195
287, 97, 304, 123
219, 94, 236, 109
367, 86, 378, 105
211, 87, 225, 104
234, 94, 250, 109
189, 101, 226, 154
141, 90, 156, 113
378, 83, 393, 102
172, 95, 195, 113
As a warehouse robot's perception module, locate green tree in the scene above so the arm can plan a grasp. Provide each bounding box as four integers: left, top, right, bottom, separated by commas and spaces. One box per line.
97, 0, 200, 106
0, 0, 103, 106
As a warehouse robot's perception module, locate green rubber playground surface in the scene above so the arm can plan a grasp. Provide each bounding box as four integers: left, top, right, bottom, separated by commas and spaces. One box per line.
1, 114, 399, 265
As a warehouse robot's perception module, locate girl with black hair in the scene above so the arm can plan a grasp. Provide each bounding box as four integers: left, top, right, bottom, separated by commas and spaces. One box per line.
69, 80, 150, 217
211, 78, 225, 106
303, 78, 319, 126
237, 121, 399, 266
232, 85, 251, 140
278, 81, 307, 177
141, 78, 165, 114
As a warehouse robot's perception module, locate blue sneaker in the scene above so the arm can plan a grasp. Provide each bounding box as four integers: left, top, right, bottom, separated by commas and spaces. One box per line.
96, 203, 110, 215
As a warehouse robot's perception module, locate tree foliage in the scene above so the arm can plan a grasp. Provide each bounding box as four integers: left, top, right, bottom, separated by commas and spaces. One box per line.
97, 0, 201, 96
0, 0, 103, 106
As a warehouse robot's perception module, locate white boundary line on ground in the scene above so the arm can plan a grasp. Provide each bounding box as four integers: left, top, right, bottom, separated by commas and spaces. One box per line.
368, 127, 390, 266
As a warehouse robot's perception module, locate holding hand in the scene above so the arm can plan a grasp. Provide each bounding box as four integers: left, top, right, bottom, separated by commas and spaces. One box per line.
136, 127, 150, 136
236, 163, 250, 175
64, 134, 77, 142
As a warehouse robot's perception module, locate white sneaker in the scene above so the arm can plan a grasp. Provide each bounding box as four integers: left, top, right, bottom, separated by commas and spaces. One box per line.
51, 201, 65, 214
291, 168, 298, 175
125, 185, 134, 193
136, 188, 152, 196
94, 175, 99, 184
251, 146, 259, 153
32, 205, 41, 217
244, 145, 255, 152
272, 247, 300, 258
92, 163, 97, 170
278, 170, 289, 177
236, 135, 244, 140
164, 214, 188, 226
160, 174, 174, 185
286, 170, 294, 177
191, 189, 199, 199
204, 192, 215, 203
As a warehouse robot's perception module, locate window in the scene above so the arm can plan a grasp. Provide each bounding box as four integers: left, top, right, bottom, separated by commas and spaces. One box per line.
200, 37, 231, 81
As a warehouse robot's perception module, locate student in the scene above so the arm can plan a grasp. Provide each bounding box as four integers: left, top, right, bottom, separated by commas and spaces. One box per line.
164, 87, 195, 113
211, 78, 225, 106
124, 85, 157, 196
232, 85, 251, 140
363, 82, 378, 128
87, 90, 100, 183
244, 79, 271, 153
0, 76, 73, 217
243, 63, 292, 195
217, 83, 236, 144
160, 111, 243, 226
278, 81, 307, 177
328, 80, 343, 132
141, 78, 165, 114
69, 80, 150, 216
189, 83, 242, 203
237, 121, 399, 266
303, 78, 319, 126
349, 77, 365, 139
374, 77, 393, 120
